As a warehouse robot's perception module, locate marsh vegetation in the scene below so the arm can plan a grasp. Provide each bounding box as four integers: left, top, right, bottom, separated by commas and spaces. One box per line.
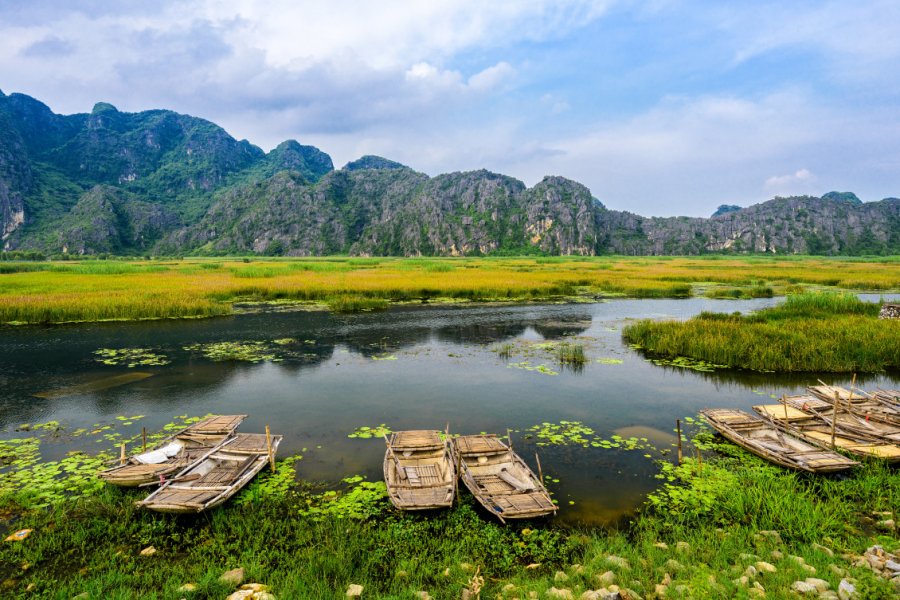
1, 255, 898, 324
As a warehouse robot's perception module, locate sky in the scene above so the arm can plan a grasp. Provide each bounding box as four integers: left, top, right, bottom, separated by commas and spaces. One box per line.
1, 1, 899, 217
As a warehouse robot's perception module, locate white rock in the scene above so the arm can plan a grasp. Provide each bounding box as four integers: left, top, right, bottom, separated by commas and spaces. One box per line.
790, 581, 818, 595
675, 542, 690, 553
139, 546, 157, 556
885, 559, 900, 572
743, 565, 757, 578
770, 550, 784, 560
812, 543, 834, 557
606, 556, 631, 570
414, 592, 431, 600
346, 583, 364, 597
241, 584, 269, 592
596, 571, 616, 586
653, 584, 667, 597
732, 576, 749, 587
255, 593, 276, 600
755, 561, 776, 573
837, 579, 856, 600
579, 592, 601, 600
220, 568, 245, 586
177, 583, 197, 592
555, 571, 569, 582
225, 592, 253, 600
547, 588, 574, 600
665, 559, 683, 571
804, 578, 830, 592
800, 564, 817, 574
653, 542, 668, 550
503, 584, 517, 592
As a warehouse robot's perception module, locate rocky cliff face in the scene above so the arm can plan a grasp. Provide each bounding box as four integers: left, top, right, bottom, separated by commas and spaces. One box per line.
1, 91, 898, 257
599, 195, 900, 255
161, 168, 608, 256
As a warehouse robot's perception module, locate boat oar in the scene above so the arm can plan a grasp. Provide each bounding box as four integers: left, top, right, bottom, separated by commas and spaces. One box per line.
383, 434, 407, 480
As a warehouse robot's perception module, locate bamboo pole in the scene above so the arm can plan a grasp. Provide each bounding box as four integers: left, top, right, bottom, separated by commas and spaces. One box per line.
265, 425, 275, 473
142, 427, 147, 453
383, 434, 407, 480
119, 442, 126, 466
535, 452, 544, 483
831, 392, 838, 449
676, 419, 683, 465
782, 394, 789, 422
507, 428, 513, 451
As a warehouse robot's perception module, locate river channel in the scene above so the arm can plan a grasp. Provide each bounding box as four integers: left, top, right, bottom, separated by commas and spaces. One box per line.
2, 296, 898, 525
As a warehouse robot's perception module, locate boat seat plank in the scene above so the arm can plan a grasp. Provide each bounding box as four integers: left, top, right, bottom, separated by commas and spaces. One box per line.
391, 430, 444, 450
455, 435, 508, 455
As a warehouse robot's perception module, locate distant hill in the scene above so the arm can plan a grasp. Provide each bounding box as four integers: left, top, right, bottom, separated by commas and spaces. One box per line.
2, 90, 898, 256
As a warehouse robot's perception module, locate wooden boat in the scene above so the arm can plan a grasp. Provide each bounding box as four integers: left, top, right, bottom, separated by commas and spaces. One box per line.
701, 408, 857, 473
98, 415, 247, 487
453, 434, 557, 523
807, 385, 900, 425
136, 432, 282, 513
782, 395, 900, 443
753, 404, 900, 462
383, 430, 455, 510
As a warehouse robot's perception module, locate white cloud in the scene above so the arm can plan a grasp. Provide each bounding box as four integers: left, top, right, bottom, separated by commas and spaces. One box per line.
764, 169, 816, 193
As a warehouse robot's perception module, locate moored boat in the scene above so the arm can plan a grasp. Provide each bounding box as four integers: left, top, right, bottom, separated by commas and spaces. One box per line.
701, 408, 857, 473
136, 432, 282, 513
782, 395, 900, 443
753, 404, 900, 462
453, 434, 556, 523
98, 414, 247, 487
383, 430, 455, 510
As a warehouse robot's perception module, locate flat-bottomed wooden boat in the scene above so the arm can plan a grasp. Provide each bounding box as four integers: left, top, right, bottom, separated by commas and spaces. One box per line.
753, 404, 900, 462
782, 395, 900, 443
454, 434, 556, 523
98, 415, 247, 487
383, 430, 455, 510
136, 432, 282, 513
702, 408, 857, 473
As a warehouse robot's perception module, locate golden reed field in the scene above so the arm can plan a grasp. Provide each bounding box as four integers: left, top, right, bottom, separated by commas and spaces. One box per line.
0, 255, 898, 324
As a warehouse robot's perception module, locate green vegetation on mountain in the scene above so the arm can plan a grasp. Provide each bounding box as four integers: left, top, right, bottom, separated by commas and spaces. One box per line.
1, 91, 899, 257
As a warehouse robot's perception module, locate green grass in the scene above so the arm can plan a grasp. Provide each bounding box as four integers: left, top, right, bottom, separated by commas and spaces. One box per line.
556, 342, 587, 368
2, 421, 898, 598
623, 292, 900, 372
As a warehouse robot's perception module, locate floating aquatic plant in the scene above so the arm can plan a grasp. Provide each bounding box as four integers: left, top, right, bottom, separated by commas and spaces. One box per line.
297, 476, 388, 520
347, 424, 392, 439
93, 347, 170, 367
184, 341, 280, 362
236, 455, 302, 505
645, 356, 727, 372
371, 354, 398, 361
596, 358, 624, 365
527, 421, 595, 446
507, 361, 559, 376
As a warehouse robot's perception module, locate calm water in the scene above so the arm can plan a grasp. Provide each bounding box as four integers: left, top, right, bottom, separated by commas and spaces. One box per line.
2, 296, 898, 525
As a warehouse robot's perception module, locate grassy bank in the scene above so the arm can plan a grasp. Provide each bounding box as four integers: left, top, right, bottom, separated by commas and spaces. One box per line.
624, 292, 900, 372
0, 255, 898, 324
2, 420, 899, 598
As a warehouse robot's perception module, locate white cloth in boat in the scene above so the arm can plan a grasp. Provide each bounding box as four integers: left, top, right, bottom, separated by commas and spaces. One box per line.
134, 442, 183, 464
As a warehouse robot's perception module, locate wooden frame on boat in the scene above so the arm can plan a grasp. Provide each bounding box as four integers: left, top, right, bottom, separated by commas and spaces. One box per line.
98, 415, 247, 487
453, 434, 556, 523
702, 408, 857, 473
136, 432, 282, 514
383, 430, 455, 510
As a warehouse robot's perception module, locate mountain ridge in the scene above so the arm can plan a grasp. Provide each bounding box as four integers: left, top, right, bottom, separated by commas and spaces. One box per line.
1, 91, 898, 257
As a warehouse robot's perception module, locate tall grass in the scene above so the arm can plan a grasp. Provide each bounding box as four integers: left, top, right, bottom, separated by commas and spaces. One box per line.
624, 292, 899, 372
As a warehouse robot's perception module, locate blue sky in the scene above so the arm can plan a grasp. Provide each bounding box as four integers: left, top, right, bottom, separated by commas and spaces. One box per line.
2, 1, 899, 216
